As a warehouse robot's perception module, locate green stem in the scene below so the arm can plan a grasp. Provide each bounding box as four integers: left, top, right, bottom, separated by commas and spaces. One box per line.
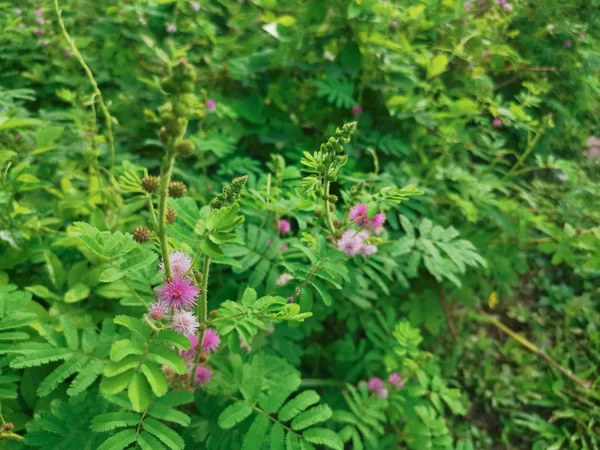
322, 167, 336, 235
184, 246, 203, 278
192, 255, 211, 373
299, 378, 344, 388
507, 128, 544, 175
208, 312, 247, 324
147, 195, 159, 232
54, 0, 116, 168
157, 151, 176, 279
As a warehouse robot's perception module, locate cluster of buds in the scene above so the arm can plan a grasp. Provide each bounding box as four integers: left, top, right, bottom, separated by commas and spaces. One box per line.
209, 175, 248, 210
318, 122, 356, 172
168, 181, 187, 198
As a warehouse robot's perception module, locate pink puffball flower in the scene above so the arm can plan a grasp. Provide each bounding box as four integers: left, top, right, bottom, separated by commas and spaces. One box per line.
368, 212, 386, 229
360, 244, 378, 257
206, 99, 216, 111
170, 310, 199, 336
367, 377, 383, 392
389, 373, 405, 389
15, 9, 22, 15
166, 24, 177, 33
181, 335, 199, 359
192, 2, 201, 11
34, 29, 43, 35
277, 273, 294, 286
160, 250, 193, 278
202, 328, 220, 353
482, 50, 490, 58
352, 105, 363, 116
492, 118, 503, 127
376, 388, 389, 399
578, 33, 585, 40
496, 0, 506, 4
337, 230, 364, 256
391, 20, 398, 29
149, 301, 169, 321
349, 203, 368, 222
36, 17, 45, 25
37, 39, 49, 46
278, 219, 291, 234
503, 3, 513, 12
281, 243, 289, 251
564, 40, 572, 47
156, 277, 199, 310
464, 1, 472, 10
194, 366, 212, 385
64, 50, 72, 57
34, 8, 43, 16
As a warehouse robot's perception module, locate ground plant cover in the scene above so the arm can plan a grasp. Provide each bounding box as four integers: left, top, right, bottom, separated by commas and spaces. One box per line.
1, 0, 599, 449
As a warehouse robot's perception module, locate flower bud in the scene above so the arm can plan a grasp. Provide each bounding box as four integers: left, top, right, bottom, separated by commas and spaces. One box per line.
133, 226, 152, 243
168, 181, 187, 198
141, 175, 160, 194
166, 206, 177, 224
177, 139, 195, 157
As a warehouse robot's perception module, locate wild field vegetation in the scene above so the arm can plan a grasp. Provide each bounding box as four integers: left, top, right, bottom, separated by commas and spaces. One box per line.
0, 0, 599, 449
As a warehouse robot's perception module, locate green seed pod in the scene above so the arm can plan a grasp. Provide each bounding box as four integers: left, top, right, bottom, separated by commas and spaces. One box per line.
141, 175, 160, 194
166, 206, 177, 224
168, 181, 187, 198
133, 226, 152, 243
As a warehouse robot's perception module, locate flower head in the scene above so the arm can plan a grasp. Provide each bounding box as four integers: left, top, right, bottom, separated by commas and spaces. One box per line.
277, 273, 294, 286
166, 23, 177, 33
206, 99, 216, 111
160, 251, 193, 278
281, 243, 288, 251
278, 219, 291, 234
349, 203, 368, 222
503, 3, 513, 12
34, 8, 44, 16
337, 230, 364, 256
34, 29, 43, 35
367, 377, 383, 392
496, 0, 506, 4
564, 40, 572, 48
492, 118, 503, 127
352, 105, 362, 116
376, 387, 389, 399
579, 33, 585, 40
368, 212, 386, 229
389, 373, 405, 389
64, 50, 72, 57
194, 366, 212, 385
464, 1, 472, 9
482, 50, 490, 58
15, 9, 21, 15
156, 277, 199, 309
202, 328, 220, 353
360, 244, 378, 257
181, 335, 199, 359
149, 301, 169, 321
192, 2, 201, 11
170, 310, 199, 336
391, 20, 398, 29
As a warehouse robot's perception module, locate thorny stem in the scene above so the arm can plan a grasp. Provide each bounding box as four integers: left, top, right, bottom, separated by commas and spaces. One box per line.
478, 309, 592, 389
184, 247, 203, 279
54, 0, 116, 168
157, 150, 176, 279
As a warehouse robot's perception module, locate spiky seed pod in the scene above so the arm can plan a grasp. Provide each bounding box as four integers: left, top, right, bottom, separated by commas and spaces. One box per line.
333, 219, 341, 228
209, 309, 219, 319
198, 352, 209, 363
328, 194, 338, 203
176, 139, 195, 157
142, 175, 160, 194
329, 203, 335, 212
168, 181, 187, 198
314, 210, 323, 217
133, 226, 152, 243
166, 206, 177, 224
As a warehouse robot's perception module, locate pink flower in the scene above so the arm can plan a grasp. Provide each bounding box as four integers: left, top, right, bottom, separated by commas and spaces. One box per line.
464, 1, 472, 9
281, 244, 288, 251
149, 301, 169, 321
170, 310, 199, 336
202, 328, 220, 353
389, 373, 405, 389
278, 219, 291, 234
349, 203, 368, 222
367, 377, 383, 392
352, 105, 362, 116
194, 366, 212, 385
34, 8, 43, 16
36, 17, 45, 25
376, 388, 389, 399
166, 24, 177, 33
482, 50, 490, 58
360, 244, 377, 256
496, 0, 506, 4
391, 20, 398, 29
64, 50, 72, 57
277, 273, 294, 286
337, 230, 364, 256
206, 99, 216, 111
564, 40, 572, 48
267, 240, 272, 247
156, 277, 199, 309
160, 251, 193, 278
579, 33, 585, 40
503, 3, 513, 12
367, 212, 386, 229
34, 29, 43, 35
192, 2, 201, 11
15, 9, 21, 15
492, 118, 502, 127
181, 335, 199, 359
